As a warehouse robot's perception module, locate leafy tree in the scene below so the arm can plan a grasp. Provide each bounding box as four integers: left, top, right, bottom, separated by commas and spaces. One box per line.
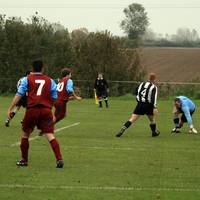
0, 14, 145, 96
120, 3, 149, 42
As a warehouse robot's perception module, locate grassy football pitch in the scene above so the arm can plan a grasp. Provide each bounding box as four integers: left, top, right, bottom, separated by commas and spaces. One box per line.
0, 96, 200, 200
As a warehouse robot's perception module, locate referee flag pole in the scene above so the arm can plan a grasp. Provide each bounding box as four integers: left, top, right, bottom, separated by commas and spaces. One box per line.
94, 92, 98, 104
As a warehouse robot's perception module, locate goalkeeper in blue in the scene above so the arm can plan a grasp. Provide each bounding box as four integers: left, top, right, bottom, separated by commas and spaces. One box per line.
172, 96, 197, 134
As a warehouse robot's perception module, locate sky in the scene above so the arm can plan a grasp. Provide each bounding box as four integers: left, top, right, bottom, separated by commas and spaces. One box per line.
0, 0, 200, 36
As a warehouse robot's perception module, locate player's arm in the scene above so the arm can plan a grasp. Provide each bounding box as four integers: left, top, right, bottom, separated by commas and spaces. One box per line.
67, 79, 81, 100
104, 79, 109, 92
50, 79, 57, 123
151, 86, 158, 108
134, 85, 139, 96
7, 77, 28, 119
182, 105, 197, 133
7, 96, 22, 119
50, 79, 58, 103
151, 86, 158, 114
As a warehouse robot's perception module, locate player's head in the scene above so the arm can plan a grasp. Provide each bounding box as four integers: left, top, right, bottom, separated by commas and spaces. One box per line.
32, 60, 43, 72
174, 98, 181, 108
98, 73, 103, 79
61, 68, 72, 78
149, 73, 156, 83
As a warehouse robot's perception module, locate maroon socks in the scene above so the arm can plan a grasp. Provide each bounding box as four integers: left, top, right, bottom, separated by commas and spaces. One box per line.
50, 139, 62, 161
20, 138, 29, 162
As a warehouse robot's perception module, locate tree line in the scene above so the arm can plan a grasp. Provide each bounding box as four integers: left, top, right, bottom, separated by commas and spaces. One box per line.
143, 27, 200, 47
0, 13, 145, 96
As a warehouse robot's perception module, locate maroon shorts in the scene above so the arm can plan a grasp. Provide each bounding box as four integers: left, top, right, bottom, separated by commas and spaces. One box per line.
22, 107, 54, 134
54, 100, 67, 123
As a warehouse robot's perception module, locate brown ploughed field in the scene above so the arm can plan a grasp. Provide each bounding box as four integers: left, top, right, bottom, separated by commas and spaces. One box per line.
140, 47, 200, 82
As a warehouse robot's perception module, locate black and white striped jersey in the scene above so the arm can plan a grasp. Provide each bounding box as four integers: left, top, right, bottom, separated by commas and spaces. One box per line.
136, 81, 158, 108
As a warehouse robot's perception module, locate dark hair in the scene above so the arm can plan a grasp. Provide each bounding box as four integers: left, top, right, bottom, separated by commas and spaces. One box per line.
61, 68, 71, 78
174, 98, 180, 102
32, 60, 43, 72
25, 70, 31, 76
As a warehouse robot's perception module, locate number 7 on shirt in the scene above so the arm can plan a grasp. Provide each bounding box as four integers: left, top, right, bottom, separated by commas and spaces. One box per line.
35, 80, 45, 96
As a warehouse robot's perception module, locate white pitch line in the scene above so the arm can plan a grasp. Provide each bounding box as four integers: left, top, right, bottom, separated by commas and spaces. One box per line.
54, 122, 80, 133
0, 184, 199, 192
60, 146, 200, 153
65, 146, 134, 151
10, 122, 80, 147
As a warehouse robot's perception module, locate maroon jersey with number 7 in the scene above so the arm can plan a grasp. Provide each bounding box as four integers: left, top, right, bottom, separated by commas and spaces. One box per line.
27, 74, 53, 108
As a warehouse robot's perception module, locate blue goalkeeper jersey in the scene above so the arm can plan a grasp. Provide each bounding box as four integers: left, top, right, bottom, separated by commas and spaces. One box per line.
176, 96, 196, 126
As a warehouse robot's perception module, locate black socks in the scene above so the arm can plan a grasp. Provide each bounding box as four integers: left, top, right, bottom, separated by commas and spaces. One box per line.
105, 100, 108, 107
124, 121, 132, 129
99, 101, 102, 108
150, 123, 156, 132
174, 118, 180, 128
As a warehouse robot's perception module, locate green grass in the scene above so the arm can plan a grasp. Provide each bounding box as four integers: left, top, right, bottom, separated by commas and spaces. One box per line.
0, 97, 200, 200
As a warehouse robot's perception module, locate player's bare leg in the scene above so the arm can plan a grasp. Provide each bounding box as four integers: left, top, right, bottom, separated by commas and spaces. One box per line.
116, 114, 140, 137
53, 113, 57, 124
45, 133, 64, 168
147, 115, 160, 137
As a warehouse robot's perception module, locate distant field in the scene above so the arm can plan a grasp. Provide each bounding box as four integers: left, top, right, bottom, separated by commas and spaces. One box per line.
1, 97, 200, 200
140, 47, 200, 82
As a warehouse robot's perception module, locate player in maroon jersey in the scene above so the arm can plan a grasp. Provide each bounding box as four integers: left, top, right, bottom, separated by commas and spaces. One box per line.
53, 68, 81, 123
7, 60, 64, 168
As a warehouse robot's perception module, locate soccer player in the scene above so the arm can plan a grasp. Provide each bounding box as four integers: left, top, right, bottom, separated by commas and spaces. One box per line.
116, 73, 160, 137
94, 73, 109, 108
171, 96, 197, 134
54, 68, 81, 124
7, 60, 64, 168
5, 71, 30, 127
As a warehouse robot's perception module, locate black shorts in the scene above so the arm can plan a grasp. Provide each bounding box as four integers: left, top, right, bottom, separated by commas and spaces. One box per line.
16, 95, 27, 108
179, 108, 195, 123
133, 102, 154, 115
96, 90, 108, 98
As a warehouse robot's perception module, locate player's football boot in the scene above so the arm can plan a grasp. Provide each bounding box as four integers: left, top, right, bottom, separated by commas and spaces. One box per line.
189, 128, 198, 134
116, 127, 126, 137
56, 160, 64, 168
5, 119, 10, 127
16, 159, 28, 167
152, 130, 160, 137
171, 127, 181, 133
